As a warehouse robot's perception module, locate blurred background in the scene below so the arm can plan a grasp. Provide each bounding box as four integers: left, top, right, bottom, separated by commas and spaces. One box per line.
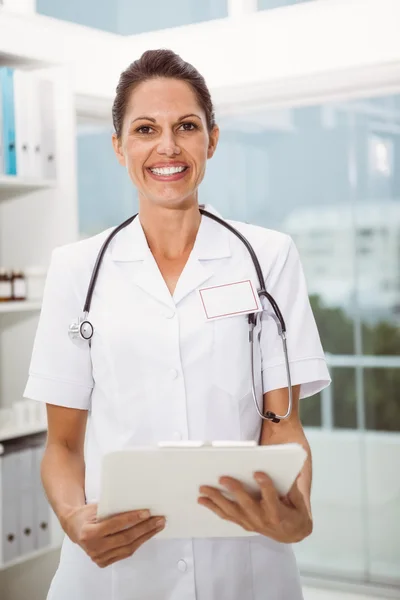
0, 1, 399, 599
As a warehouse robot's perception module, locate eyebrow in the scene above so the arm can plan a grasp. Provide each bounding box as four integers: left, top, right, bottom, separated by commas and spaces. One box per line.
130, 113, 202, 125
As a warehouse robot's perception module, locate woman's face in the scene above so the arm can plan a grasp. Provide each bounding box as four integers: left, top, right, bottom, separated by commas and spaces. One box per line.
112, 77, 219, 210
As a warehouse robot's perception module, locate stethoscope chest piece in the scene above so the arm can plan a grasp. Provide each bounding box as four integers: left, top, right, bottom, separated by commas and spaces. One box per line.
68, 314, 94, 342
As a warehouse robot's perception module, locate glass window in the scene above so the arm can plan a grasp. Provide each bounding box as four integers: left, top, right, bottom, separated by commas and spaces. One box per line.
206, 94, 400, 585
118, 0, 227, 35
77, 124, 138, 238
36, 0, 119, 33
258, 0, 310, 10
37, 0, 227, 34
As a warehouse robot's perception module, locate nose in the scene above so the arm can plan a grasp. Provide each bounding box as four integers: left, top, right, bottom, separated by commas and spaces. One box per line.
156, 130, 181, 157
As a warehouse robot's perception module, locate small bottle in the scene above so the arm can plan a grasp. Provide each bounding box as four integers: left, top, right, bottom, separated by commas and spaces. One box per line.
0, 268, 13, 302
12, 270, 27, 301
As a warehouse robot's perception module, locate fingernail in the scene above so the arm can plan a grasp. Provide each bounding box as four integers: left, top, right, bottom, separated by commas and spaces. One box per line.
156, 518, 165, 528
222, 481, 233, 490
139, 510, 150, 519
254, 473, 264, 483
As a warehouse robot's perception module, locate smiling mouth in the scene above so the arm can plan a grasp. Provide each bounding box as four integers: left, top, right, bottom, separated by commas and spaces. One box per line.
149, 166, 188, 176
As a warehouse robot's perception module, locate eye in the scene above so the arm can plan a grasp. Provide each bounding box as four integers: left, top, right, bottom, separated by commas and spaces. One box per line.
136, 125, 154, 134
179, 122, 198, 131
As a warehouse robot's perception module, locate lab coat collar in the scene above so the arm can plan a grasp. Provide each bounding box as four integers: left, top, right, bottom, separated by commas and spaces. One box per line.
110, 204, 231, 262
110, 204, 231, 307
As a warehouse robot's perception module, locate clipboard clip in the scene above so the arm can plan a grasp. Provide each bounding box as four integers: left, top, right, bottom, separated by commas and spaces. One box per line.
157, 441, 258, 449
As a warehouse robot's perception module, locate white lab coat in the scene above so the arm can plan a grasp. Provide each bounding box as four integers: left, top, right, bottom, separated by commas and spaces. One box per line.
24, 205, 331, 600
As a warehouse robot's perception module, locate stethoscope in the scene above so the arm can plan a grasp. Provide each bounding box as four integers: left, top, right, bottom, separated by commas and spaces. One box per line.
68, 208, 293, 423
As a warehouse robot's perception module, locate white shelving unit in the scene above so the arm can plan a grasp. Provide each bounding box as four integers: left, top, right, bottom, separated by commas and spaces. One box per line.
0, 175, 56, 200
0, 46, 79, 578
0, 301, 42, 313
0, 544, 59, 572
0, 423, 47, 445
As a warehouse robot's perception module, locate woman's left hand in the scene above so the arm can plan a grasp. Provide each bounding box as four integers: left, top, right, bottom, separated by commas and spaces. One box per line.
198, 472, 313, 544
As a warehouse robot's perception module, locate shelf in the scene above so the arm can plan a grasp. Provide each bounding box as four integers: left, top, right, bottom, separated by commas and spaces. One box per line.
0, 544, 60, 571
0, 175, 56, 200
0, 423, 47, 444
0, 301, 42, 314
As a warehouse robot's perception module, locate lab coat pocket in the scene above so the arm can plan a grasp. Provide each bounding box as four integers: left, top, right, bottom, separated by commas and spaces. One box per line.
212, 314, 256, 398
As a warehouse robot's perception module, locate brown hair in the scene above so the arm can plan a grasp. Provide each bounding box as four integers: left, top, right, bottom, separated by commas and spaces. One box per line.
112, 49, 216, 138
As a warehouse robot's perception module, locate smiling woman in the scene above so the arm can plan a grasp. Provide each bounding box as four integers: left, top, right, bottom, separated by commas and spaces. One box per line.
24, 48, 331, 600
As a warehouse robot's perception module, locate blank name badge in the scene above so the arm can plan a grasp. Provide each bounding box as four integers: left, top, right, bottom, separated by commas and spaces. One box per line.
199, 280, 263, 321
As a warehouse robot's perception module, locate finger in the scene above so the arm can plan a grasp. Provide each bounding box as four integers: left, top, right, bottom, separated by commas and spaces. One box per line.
199, 486, 242, 521
197, 496, 234, 522
254, 472, 281, 523
254, 473, 279, 506
219, 477, 261, 516
95, 520, 164, 567
95, 509, 151, 536
94, 517, 165, 555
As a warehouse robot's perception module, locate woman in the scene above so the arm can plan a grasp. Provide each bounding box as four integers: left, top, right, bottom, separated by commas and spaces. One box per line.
24, 49, 331, 600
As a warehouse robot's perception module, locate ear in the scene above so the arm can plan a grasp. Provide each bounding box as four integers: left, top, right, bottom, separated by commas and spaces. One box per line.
207, 125, 220, 159
112, 133, 126, 167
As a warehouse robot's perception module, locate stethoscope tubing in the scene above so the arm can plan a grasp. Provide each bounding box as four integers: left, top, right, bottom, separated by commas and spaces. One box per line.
72, 208, 292, 423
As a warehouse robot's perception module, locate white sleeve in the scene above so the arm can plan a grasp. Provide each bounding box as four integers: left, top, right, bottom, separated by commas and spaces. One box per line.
23, 247, 94, 409
260, 235, 331, 399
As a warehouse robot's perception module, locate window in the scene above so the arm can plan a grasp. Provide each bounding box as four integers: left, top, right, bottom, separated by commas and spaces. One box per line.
37, 0, 227, 34
258, 0, 309, 10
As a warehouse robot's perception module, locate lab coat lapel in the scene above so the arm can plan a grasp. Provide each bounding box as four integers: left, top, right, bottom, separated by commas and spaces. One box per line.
173, 211, 231, 305
110, 208, 231, 307
110, 216, 174, 309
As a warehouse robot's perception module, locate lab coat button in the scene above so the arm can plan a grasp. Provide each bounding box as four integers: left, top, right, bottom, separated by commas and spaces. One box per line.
163, 308, 175, 319
177, 559, 187, 572
169, 369, 179, 380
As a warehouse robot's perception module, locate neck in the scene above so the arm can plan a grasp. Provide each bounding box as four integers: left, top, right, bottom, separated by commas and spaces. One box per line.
139, 201, 201, 260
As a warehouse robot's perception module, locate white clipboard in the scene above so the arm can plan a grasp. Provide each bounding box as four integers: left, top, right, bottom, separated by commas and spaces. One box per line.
97, 442, 307, 538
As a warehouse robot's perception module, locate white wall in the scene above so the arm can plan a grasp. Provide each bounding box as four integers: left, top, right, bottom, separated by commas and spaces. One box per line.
1, 0, 400, 115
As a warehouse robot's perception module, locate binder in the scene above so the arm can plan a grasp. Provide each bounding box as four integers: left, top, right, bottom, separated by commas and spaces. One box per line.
18, 448, 35, 555
0, 451, 20, 564
13, 69, 31, 179
32, 445, 50, 550
0, 81, 4, 175
0, 67, 17, 176
27, 73, 43, 179
38, 78, 56, 180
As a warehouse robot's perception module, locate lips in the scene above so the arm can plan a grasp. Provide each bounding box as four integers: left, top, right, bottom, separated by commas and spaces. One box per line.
146, 163, 190, 182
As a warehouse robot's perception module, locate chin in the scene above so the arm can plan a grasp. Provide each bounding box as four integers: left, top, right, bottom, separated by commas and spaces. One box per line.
145, 191, 198, 210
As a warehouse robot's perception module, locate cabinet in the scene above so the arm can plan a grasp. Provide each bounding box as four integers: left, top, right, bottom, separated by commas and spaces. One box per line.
0, 49, 79, 569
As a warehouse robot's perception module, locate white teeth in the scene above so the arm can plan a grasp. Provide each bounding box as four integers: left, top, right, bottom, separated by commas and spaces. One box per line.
150, 166, 187, 176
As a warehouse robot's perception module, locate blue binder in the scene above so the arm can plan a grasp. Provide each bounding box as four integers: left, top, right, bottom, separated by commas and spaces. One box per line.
0, 67, 17, 176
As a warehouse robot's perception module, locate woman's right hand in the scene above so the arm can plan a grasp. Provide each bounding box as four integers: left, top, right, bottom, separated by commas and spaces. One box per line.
62, 504, 165, 568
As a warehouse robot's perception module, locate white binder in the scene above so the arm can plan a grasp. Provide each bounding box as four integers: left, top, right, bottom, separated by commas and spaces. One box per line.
0, 452, 20, 564
0, 79, 3, 175
38, 77, 57, 180
18, 448, 35, 555
33, 445, 51, 550
97, 442, 307, 539
13, 69, 31, 178
27, 72, 42, 179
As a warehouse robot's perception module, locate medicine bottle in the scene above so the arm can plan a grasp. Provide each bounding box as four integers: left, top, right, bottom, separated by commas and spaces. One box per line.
12, 270, 27, 301
0, 268, 13, 302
